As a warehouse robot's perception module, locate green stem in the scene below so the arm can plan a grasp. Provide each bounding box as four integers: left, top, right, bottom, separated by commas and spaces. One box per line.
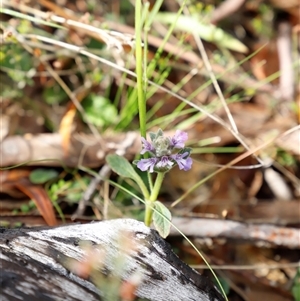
150, 172, 165, 201
141, 4, 154, 192
144, 172, 165, 226
144, 200, 153, 227
135, 0, 146, 139
135, 177, 150, 200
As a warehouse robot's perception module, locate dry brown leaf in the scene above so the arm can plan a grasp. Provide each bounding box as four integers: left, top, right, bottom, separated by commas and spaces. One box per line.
58, 103, 77, 155
15, 180, 57, 226
0, 170, 57, 226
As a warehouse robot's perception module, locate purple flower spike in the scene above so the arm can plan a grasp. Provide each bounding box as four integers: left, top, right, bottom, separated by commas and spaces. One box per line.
171, 152, 193, 171
135, 129, 192, 173
170, 130, 188, 149
140, 137, 155, 155
137, 157, 158, 173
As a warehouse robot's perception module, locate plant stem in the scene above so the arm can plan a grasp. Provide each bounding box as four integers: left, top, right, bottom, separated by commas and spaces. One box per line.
135, 0, 146, 139
142, 8, 154, 192
144, 200, 153, 227
144, 172, 165, 226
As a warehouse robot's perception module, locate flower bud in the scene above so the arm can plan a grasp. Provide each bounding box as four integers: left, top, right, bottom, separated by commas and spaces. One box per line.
153, 136, 171, 157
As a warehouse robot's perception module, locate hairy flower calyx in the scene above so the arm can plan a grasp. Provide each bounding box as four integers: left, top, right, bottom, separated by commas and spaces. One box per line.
135, 129, 192, 173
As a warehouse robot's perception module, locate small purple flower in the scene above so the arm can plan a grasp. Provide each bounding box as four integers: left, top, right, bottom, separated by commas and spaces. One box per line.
137, 157, 158, 173
156, 156, 174, 170
140, 137, 155, 155
171, 152, 193, 171
169, 130, 188, 149
135, 129, 192, 173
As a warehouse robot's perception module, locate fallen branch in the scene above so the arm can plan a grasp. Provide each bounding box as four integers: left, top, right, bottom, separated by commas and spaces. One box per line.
0, 132, 140, 168
171, 217, 300, 249
0, 219, 225, 301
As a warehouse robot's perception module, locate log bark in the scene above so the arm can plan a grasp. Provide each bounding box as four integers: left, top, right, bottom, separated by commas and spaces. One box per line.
0, 132, 140, 168
0, 219, 225, 301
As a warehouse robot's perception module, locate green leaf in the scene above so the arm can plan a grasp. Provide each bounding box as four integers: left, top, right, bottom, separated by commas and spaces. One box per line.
149, 132, 156, 141
83, 94, 118, 128
106, 154, 142, 181
67, 176, 90, 203
179, 147, 192, 155
149, 129, 164, 142
29, 168, 59, 184
156, 13, 248, 53
106, 154, 150, 199
153, 201, 172, 238
292, 269, 300, 301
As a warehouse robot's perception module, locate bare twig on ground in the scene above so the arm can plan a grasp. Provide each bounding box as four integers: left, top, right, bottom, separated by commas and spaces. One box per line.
277, 20, 295, 103
71, 164, 112, 220
210, 0, 246, 24
171, 217, 300, 248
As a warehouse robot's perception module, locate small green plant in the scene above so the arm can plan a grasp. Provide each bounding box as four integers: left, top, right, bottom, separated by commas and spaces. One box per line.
20, 200, 36, 213
107, 128, 192, 237
82, 93, 118, 129
109, 1, 229, 299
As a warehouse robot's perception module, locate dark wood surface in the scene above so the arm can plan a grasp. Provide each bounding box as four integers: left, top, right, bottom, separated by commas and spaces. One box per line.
0, 219, 225, 301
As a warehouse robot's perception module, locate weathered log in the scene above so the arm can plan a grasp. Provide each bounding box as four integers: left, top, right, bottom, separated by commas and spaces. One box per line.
0, 132, 140, 168
0, 219, 225, 301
